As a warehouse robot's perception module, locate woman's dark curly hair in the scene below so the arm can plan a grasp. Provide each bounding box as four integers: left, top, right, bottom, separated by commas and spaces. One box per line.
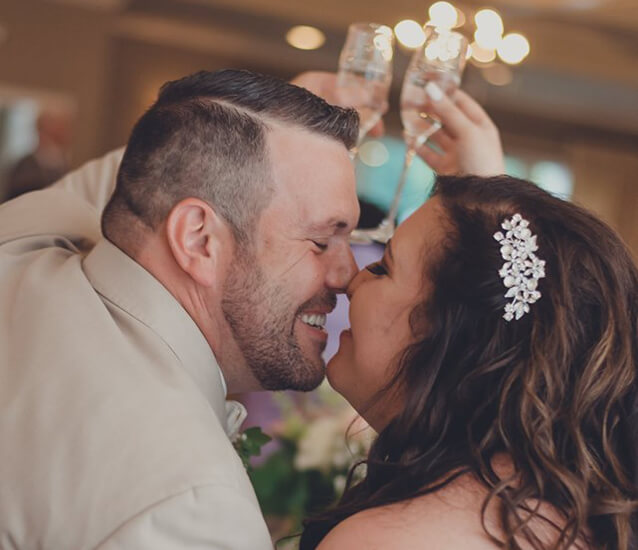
301, 175, 638, 549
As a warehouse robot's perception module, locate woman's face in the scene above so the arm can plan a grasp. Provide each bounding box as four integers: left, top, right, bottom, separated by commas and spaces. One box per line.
327, 196, 448, 430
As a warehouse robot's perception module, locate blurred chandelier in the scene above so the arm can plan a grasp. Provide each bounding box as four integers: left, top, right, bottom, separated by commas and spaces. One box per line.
394, 2, 530, 67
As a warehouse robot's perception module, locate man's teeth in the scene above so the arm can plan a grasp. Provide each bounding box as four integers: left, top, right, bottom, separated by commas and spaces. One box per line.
300, 313, 327, 329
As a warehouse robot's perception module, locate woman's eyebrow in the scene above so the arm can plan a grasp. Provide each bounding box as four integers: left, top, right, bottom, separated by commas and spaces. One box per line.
386, 239, 394, 264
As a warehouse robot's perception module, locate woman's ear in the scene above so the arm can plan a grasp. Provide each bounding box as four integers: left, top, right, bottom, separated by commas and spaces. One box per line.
165, 198, 233, 288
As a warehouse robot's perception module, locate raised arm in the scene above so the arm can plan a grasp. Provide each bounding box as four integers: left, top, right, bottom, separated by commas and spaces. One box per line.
51, 147, 124, 213
416, 84, 505, 176
0, 148, 124, 246
292, 71, 504, 175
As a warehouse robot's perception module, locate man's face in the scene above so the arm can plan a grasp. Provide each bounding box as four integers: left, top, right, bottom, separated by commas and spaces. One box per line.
221, 125, 359, 391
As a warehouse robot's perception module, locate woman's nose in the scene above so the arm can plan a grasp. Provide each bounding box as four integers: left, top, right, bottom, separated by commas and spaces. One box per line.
345, 268, 368, 301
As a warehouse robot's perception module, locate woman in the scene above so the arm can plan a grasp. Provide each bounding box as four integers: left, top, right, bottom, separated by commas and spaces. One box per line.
300, 176, 638, 549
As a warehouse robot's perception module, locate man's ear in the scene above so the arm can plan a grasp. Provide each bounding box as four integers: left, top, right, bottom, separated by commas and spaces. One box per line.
165, 198, 232, 288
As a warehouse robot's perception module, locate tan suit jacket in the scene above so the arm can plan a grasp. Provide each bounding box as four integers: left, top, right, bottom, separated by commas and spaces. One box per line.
0, 150, 272, 549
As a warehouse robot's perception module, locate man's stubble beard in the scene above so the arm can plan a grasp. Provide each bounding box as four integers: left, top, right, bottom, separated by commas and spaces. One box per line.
221, 253, 327, 392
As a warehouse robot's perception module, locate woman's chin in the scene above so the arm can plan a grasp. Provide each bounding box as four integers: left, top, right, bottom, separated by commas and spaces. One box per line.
324, 355, 341, 389
325, 352, 349, 396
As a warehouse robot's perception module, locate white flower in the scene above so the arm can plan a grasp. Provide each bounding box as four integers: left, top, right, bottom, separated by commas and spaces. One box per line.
294, 416, 341, 471
294, 408, 374, 473
494, 213, 546, 322
333, 475, 347, 494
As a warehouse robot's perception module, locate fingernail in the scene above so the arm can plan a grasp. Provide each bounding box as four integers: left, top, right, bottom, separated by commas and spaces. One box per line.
425, 82, 444, 102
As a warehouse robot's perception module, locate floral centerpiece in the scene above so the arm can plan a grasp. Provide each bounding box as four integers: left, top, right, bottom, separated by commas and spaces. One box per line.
247, 381, 374, 545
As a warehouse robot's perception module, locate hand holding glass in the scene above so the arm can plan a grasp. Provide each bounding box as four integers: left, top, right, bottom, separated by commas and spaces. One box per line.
336, 22, 394, 146
351, 26, 468, 244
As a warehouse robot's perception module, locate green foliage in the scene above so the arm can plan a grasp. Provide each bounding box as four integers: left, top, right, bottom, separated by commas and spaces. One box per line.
233, 426, 272, 471
249, 437, 339, 531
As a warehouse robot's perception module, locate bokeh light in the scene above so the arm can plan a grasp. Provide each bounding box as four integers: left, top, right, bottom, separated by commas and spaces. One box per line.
359, 140, 390, 167
497, 33, 530, 64
373, 26, 394, 61
474, 9, 504, 36
474, 28, 502, 50
481, 63, 513, 86
394, 20, 425, 49
428, 2, 458, 29
470, 42, 497, 63
285, 25, 326, 50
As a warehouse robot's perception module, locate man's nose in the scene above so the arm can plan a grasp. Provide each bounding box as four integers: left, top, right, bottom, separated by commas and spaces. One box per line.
325, 244, 358, 294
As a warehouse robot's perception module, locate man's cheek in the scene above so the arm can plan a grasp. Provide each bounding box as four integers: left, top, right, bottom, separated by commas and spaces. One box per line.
273, 248, 314, 278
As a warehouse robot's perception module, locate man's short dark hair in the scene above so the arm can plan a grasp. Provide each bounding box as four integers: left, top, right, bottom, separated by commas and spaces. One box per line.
101, 69, 359, 247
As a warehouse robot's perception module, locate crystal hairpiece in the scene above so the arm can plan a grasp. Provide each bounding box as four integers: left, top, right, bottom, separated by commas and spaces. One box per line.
493, 213, 546, 322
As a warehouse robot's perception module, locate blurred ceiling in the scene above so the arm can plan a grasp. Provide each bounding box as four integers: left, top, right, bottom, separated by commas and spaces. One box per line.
46, 0, 638, 143
191, 0, 638, 32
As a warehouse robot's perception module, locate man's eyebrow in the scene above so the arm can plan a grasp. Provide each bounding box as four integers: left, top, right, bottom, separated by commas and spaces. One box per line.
307, 219, 350, 233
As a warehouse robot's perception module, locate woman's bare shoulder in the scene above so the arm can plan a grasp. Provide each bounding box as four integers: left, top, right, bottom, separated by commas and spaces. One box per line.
316, 476, 498, 550
317, 471, 589, 550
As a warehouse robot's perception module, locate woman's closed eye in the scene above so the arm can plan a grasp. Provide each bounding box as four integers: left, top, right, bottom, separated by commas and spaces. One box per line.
366, 261, 388, 276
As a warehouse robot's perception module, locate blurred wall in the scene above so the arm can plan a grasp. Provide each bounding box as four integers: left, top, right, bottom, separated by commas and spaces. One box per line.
0, 0, 113, 165
104, 38, 237, 149
569, 141, 638, 260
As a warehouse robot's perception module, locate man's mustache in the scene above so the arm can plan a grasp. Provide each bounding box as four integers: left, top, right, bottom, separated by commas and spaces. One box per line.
297, 292, 337, 315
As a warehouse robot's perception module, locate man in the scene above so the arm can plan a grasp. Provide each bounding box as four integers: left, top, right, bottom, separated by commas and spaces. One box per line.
0, 69, 360, 549
0, 64, 506, 548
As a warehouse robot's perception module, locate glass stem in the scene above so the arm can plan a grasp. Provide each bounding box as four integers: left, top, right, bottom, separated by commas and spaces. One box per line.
357, 127, 368, 146
349, 128, 369, 161
385, 146, 416, 226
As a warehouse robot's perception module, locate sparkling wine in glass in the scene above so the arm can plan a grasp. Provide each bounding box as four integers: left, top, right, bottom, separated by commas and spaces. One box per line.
336, 22, 394, 146
351, 26, 468, 244
400, 70, 460, 146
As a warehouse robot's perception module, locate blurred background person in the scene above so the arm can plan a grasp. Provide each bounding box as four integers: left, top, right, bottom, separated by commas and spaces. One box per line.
4, 107, 72, 200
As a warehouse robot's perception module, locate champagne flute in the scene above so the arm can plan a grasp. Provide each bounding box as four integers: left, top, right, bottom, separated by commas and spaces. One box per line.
351, 26, 468, 244
336, 22, 394, 147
